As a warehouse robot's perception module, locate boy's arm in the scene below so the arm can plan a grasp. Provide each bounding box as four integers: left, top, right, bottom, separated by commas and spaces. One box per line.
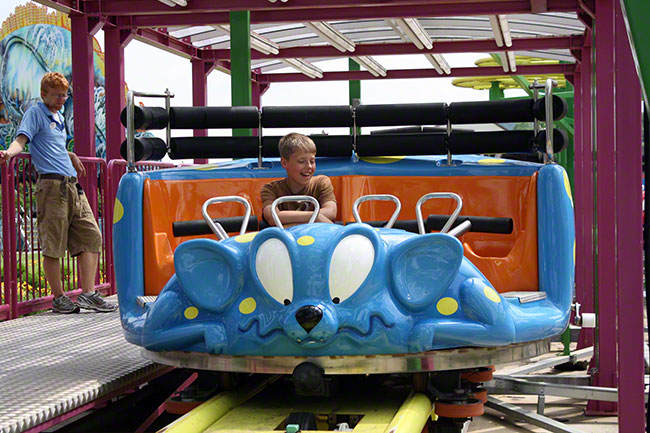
316, 176, 337, 222
263, 207, 324, 226
261, 182, 319, 226
260, 177, 337, 226
0, 135, 27, 163
318, 200, 337, 222
68, 152, 86, 177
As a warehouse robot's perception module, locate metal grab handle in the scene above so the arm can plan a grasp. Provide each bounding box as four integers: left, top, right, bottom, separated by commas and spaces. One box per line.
271, 195, 320, 229
415, 192, 463, 235
544, 78, 558, 163
201, 196, 252, 240
352, 194, 402, 228
447, 220, 472, 238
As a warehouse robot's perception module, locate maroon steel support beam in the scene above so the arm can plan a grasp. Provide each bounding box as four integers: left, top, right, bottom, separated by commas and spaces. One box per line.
530, 0, 548, 12
576, 42, 595, 352
84, 0, 578, 17
259, 63, 575, 82
201, 35, 583, 61
104, 26, 128, 162
128, 27, 231, 72
70, 15, 96, 157
70, 14, 98, 218
113, 1, 579, 27
588, 0, 617, 415
191, 59, 213, 164
132, 27, 199, 59
613, 1, 645, 430
33, 0, 80, 14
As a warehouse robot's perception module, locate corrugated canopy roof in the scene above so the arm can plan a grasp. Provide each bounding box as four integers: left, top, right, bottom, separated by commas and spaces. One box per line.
39, 1, 588, 81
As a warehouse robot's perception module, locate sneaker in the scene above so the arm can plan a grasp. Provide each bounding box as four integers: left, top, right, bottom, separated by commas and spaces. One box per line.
76, 292, 118, 312
52, 295, 80, 314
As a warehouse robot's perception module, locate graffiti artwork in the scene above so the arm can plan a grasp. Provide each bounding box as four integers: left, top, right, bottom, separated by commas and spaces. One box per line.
0, 3, 107, 157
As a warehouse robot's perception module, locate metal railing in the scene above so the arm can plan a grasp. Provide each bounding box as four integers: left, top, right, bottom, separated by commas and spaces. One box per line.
0, 155, 174, 320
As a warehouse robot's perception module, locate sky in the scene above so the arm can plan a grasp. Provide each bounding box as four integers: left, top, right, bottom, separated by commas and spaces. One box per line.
0, 1, 525, 144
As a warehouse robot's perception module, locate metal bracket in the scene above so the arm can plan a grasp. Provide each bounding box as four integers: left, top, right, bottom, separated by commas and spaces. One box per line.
125, 89, 174, 172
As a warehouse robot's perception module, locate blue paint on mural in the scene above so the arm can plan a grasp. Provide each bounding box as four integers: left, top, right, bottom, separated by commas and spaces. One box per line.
0, 22, 107, 157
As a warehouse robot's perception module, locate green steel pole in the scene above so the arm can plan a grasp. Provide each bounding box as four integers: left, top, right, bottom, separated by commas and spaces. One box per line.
349, 59, 361, 136
489, 81, 504, 101
621, 0, 650, 112
230, 11, 252, 137
488, 53, 533, 97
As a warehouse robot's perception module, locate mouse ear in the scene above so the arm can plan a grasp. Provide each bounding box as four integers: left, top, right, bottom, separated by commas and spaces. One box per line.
389, 234, 463, 311
174, 239, 243, 313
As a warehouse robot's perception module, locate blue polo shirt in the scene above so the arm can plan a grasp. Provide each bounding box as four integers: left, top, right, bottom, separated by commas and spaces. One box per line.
16, 102, 76, 177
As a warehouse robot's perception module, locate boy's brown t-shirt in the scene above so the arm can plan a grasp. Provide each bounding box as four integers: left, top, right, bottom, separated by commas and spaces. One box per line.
260, 175, 336, 212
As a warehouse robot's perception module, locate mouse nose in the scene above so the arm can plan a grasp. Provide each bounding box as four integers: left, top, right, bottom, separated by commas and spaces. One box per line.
295, 305, 323, 333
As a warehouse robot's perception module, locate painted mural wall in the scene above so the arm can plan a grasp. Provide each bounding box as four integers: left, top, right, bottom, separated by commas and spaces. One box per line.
0, 2, 107, 158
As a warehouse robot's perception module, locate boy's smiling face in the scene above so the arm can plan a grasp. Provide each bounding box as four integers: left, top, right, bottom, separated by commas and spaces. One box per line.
282, 150, 316, 192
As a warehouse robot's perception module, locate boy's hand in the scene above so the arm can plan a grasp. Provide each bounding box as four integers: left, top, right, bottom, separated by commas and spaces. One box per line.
69, 152, 86, 177
0, 150, 10, 164
315, 213, 333, 223
2, 137, 27, 163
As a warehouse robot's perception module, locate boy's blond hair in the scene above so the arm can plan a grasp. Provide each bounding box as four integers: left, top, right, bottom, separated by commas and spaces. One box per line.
40, 72, 69, 96
278, 132, 316, 160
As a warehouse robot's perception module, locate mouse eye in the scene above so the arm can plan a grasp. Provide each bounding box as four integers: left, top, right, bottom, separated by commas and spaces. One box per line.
255, 238, 293, 305
328, 234, 374, 303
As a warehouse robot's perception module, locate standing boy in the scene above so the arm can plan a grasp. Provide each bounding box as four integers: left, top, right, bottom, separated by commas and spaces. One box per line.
261, 132, 337, 227
0, 72, 116, 313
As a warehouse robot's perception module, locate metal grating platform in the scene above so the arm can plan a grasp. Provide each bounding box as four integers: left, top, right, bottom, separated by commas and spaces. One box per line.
0, 296, 167, 433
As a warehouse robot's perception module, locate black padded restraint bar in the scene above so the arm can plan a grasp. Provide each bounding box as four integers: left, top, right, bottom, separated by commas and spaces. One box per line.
168, 136, 259, 159
170, 106, 260, 129
262, 106, 353, 127
173, 216, 259, 237
119, 137, 168, 162
120, 106, 169, 130
448, 131, 538, 154
448, 95, 567, 124
356, 133, 447, 156
362, 215, 513, 234
261, 135, 353, 157
427, 214, 513, 234
355, 103, 448, 127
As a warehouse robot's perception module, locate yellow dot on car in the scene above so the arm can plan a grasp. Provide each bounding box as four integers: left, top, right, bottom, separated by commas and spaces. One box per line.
239, 297, 257, 314
184, 306, 199, 320
477, 158, 506, 165
360, 156, 405, 164
297, 236, 315, 246
564, 170, 573, 205
113, 199, 124, 224
437, 297, 458, 315
235, 232, 258, 243
483, 286, 501, 303
573, 240, 576, 265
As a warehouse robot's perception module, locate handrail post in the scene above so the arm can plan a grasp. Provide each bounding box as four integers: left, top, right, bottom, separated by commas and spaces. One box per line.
6, 157, 18, 318
1, 161, 12, 318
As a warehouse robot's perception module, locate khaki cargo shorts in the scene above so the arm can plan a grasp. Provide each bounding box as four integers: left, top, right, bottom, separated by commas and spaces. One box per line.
36, 178, 102, 258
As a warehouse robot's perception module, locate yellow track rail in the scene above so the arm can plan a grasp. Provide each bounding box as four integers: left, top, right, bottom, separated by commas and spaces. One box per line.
159, 376, 434, 433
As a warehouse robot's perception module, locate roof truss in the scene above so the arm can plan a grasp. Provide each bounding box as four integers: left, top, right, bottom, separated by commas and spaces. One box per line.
37, 0, 585, 81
